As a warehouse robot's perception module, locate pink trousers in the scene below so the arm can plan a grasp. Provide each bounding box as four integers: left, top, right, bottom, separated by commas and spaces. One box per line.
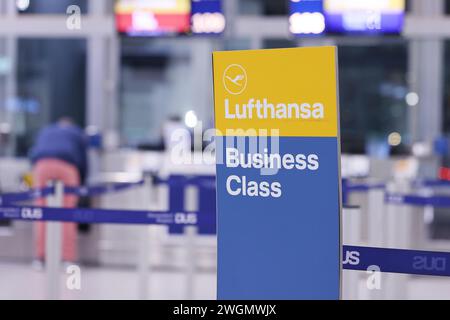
33, 159, 80, 262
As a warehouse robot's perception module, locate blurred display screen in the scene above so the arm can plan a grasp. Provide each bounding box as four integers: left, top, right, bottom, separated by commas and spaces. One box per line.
324, 0, 405, 34
289, 0, 405, 36
289, 0, 325, 36
115, 0, 191, 36
191, 0, 225, 34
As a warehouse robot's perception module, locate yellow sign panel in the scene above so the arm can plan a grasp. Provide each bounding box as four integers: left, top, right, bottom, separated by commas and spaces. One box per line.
213, 46, 339, 137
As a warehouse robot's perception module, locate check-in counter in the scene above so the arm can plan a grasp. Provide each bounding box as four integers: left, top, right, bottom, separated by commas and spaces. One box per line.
89, 150, 216, 270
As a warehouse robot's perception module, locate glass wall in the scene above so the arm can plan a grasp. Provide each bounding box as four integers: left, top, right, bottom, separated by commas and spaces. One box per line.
261, 38, 410, 155
338, 42, 409, 155
0, 37, 12, 157
444, 40, 450, 132
0, 0, 448, 158
15, 39, 86, 156
119, 38, 214, 147
238, 0, 288, 15
118, 36, 410, 155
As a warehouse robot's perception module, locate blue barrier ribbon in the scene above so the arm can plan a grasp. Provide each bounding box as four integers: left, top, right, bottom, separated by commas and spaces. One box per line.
342, 179, 385, 205
414, 179, 450, 188
64, 180, 145, 197
0, 178, 215, 233
0, 187, 55, 206
386, 193, 450, 208
1, 203, 449, 277
18, 178, 450, 204
0, 181, 145, 205
343, 245, 450, 277
0, 205, 214, 234
153, 175, 215, 188
0, 205, 200, 227
345, 183, 385, 192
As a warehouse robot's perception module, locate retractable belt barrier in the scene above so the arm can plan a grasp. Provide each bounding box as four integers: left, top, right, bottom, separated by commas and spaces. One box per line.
153, 175, 216, 188
0, 187, 55, 206
342, 181, 386, 192
0, 178, 217, 234
343, 178, 450, 205
0, 205, 215, 232
341, 179, 386, 205
7, 178, 449, 206
343, 179, 450, 194
0, 180, 145, 205
414, 179, 450, 188
0, 177, 400, 207
2, 176, 450, 278
64, 180, 145, 197
1, 203, 448, 278
386, 193, 450, 207
0, 176, 215, 233
343, 245, 450, 277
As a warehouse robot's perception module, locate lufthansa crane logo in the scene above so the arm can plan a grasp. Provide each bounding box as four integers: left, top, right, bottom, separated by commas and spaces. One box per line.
223, 64, 247, 95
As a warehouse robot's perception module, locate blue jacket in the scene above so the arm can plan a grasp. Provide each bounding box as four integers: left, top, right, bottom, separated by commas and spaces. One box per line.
30, 124, 88, 182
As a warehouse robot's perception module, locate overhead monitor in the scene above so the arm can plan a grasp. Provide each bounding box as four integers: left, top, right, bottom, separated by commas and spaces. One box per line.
289, 0, 326, 36
115, 0, 191, 36
191, 0, 225, 35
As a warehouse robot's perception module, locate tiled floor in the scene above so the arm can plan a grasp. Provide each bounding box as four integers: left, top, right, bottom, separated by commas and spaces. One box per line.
0, 262, 449, 300
0, 261, 216, 300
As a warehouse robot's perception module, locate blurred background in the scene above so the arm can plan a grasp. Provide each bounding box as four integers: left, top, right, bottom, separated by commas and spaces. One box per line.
0, 0, 450, 300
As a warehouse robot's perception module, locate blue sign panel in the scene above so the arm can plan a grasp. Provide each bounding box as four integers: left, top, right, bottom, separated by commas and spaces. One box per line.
213, 47, 342, 299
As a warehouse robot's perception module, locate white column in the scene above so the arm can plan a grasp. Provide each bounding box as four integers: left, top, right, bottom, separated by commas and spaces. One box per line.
86, 36, 106, 130
411, 0, 445, 14
86, 0, 118, 180
86, 0, 117, 133
0, 0, 17, 155
4, 0, 17, 15
408, 0, 445, 143
190, 39, 214, 128
89, 0, 108, 14
223, 0, 238, 38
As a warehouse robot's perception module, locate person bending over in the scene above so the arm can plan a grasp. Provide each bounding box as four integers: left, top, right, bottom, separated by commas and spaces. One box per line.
30, 117, 87, 263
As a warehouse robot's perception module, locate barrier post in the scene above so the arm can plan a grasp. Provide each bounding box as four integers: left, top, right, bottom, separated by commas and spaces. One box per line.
137, 226, 150, 300
45, 181, 63, 300
384, 179, 412, 300
183, 180, 200, 300
137, 176, 153, 300
367, 186, 386, 300
367, 187, 386, 247
342, 206, 361, 300
185, 225, 197, 300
